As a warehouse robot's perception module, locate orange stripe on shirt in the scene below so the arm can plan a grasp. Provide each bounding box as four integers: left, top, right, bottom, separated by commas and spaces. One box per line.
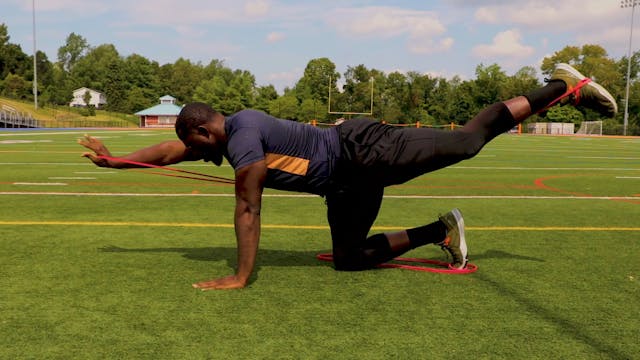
265, 153, 309, 176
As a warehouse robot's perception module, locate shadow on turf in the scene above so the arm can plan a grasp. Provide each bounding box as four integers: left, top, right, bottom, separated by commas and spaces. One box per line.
99, 245, 330, 268
99, 245, 544, 267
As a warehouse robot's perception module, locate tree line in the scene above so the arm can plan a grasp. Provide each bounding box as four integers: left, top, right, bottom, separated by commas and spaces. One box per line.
1, 23, 638, 133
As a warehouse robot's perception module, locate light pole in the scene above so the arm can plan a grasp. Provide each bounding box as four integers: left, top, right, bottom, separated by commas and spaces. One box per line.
621, 0, 639, 136
32, 0, 37, 110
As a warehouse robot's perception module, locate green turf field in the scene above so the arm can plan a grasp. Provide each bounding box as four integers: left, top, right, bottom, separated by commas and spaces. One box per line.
0, 128, 638, 359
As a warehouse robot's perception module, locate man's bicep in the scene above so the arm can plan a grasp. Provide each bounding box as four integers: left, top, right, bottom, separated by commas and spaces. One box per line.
234, 161, 267, 215
226, 127, 264, 169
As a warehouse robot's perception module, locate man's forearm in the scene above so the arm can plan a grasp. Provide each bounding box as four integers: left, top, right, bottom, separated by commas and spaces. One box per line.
234, 209, 261, 284
112, 141, 191, 168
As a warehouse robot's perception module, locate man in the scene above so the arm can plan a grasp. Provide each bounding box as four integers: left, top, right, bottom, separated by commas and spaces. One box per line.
80, 63, 617, 290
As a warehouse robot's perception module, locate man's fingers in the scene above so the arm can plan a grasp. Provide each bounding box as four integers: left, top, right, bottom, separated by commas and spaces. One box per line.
81, 151, 96, 158
192, 278, 245, 290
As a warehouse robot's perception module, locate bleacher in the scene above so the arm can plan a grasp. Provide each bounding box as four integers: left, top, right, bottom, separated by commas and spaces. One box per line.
0, 104, 41, 128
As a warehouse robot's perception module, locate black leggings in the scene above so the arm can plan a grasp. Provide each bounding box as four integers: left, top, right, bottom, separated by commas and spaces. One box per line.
327, 102, 515, 270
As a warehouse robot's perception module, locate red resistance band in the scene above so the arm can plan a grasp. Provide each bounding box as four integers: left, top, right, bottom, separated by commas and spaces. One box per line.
538, 77, 591, 114
316, 253, 478, 274
97, 155, 235, 184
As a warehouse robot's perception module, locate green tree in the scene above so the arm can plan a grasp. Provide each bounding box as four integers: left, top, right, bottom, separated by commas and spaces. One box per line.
474, 63, 508, 105
57, 33, 89, 72
426, 77, 456, 125
405, 71, 437, 124
255, 85, 278, 113
297, 57, 340, 104
503, 66, 541, 100
269, 95, 299, 120
193, 66, 256, 114
450, 77, 478, 125
159, 58, 204, 103
298, 98, 323, 122
124, 86, 156, 113
122, 54, 161, 109
381, 72, 408, 123
1, 73, 29, 99
545, 104, 584, 124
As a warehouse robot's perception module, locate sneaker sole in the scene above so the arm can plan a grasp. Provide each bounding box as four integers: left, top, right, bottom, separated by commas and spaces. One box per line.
556, 63, 618, 114
451, 208, 468, 268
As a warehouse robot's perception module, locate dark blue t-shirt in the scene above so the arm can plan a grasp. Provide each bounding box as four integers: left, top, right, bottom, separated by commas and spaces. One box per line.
224, 109, 340, 195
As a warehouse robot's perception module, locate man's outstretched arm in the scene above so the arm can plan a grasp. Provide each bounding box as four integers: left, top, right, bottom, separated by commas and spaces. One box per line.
78, 134, 201, 168
192, 160, 267, 290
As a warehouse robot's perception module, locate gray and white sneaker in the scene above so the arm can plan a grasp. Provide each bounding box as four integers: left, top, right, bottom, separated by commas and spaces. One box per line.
549, 63, 618, 118
437, 208, 468, 269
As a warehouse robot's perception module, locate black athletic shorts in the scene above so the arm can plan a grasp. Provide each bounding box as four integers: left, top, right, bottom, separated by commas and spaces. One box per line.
331, 117, 476, 189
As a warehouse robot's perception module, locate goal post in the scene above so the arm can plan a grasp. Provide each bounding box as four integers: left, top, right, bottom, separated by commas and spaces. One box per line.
576, 120, 603, 135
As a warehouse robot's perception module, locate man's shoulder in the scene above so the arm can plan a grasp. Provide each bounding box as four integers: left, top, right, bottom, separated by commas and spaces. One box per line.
229, 109, 272, 123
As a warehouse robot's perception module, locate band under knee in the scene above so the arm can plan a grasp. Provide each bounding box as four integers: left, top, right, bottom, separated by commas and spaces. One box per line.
524, 80, 567, 113
333, 233, 393, 271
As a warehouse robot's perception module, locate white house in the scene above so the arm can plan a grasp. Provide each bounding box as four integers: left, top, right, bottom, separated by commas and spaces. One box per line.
70, 87, 107, 108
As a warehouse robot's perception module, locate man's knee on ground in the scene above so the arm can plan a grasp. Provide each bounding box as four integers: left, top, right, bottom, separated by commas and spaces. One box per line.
333, 252, 372, 271
332, 233, 390, 271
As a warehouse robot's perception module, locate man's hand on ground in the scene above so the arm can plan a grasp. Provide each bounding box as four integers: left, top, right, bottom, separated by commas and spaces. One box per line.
192, 275, 248, 290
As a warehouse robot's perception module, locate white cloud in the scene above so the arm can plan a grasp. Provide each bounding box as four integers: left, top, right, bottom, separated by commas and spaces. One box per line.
409, 37, 454, 54
327, 6, 445, 38
26, 0, 110, 13
326, 6, 452, 54
475, 0, 619, 30
244, 0, 270, 17
472, 29, 534, 59
472, 0, 635, 54
266, 32, 285, 43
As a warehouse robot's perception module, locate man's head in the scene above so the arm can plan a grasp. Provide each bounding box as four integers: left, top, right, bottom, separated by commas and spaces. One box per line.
175, 102, 225, 166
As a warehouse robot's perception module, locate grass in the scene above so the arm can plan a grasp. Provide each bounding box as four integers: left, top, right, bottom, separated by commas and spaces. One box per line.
0, 128, 639, 359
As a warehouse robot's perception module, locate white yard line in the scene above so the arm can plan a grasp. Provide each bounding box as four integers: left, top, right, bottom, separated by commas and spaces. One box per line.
48, 177, 96, 180
0, 191, 637, 200
12, 183, 67, 186
568, 156, 640, 160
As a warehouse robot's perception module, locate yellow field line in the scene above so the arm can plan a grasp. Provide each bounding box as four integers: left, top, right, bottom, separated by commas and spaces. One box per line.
0, 220, 638, 231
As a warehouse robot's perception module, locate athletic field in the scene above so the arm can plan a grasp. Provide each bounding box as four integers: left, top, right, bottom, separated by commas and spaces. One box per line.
0, 128, 638, 359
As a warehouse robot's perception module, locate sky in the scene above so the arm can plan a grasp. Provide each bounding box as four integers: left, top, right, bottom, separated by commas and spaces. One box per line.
2, 0, 639, 93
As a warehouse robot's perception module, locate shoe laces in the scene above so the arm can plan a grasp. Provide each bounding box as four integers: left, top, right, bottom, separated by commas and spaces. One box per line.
439, 236, 457, 261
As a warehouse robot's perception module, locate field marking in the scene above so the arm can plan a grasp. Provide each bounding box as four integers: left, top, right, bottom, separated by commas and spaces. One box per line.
0, 162, 234, 168
617, 176, 640, 179
48, 177, 96, 180
569, 156, 640, 160
451, 166, 640, 171
74, 171, 117, 174
0, 162, 638, 171
11, 182, 67, 186
0, 220, 637, 231
0, 191, 638, 200
0, 140, 53, 144
0, 130, 166, 137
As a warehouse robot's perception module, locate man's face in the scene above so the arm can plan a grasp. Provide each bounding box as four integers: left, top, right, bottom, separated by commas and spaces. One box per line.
183, 127, 224, 166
